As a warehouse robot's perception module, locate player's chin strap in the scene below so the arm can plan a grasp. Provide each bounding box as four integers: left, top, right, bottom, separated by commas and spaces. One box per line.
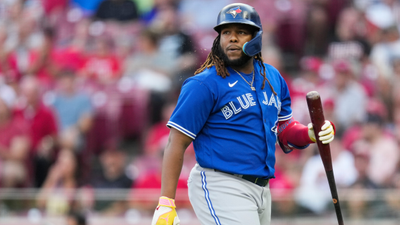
242, 30, 263, 57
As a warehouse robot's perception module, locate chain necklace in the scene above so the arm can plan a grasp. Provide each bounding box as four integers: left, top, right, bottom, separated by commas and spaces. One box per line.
233, 69, 255, 91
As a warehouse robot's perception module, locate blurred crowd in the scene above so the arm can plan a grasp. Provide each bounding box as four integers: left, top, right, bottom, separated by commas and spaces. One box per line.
0, 0, 399, 221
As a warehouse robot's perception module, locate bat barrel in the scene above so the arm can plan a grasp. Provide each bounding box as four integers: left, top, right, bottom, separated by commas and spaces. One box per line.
306, 91, 332, 171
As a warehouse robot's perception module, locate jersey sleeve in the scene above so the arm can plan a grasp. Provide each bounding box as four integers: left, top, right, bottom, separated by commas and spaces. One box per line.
167, 78, 214, 139
278, 76, 292, 121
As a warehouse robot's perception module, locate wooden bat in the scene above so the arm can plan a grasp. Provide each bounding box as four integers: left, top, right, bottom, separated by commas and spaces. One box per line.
306, 91, 344, 225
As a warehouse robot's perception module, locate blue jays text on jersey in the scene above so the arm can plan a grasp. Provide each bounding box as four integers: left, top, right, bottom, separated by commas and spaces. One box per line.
167, 61, 292, 179
220, 89, 282, 120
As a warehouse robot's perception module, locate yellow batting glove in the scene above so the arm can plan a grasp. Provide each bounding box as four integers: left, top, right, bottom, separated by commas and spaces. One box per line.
151, 196, 180, 225
308, 120, 335, 144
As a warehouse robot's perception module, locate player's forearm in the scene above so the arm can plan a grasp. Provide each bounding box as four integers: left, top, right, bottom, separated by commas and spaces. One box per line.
160, 128, 192, 199
278, 119, 312, 147
282, 123, 312, 146
160, 145, 185, 199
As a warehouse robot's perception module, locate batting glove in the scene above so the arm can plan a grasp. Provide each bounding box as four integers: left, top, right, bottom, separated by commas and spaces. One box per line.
151, 196, 180, 225
308, 120, 335, 144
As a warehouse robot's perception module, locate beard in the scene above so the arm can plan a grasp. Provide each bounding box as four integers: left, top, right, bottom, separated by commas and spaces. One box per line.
217, 44, 252, 68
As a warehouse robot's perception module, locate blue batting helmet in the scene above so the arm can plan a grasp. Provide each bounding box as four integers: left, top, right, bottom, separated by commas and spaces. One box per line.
214, 3, 263, 57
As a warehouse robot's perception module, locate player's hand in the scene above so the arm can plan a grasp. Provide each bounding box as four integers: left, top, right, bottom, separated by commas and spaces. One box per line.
151, 196, 180, 225
308, 120, 335, 144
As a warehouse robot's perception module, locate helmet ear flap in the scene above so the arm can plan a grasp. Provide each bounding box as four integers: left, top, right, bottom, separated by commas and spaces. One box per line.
242, 30, 262, 56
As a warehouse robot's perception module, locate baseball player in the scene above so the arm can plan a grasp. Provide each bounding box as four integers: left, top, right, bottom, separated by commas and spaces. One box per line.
151, 3, 335, 225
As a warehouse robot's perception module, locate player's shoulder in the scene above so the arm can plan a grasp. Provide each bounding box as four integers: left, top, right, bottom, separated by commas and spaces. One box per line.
192, 66, 218, 80
185, 66, 220, 85
259, 62, 285, 81
263, 63, 281, 76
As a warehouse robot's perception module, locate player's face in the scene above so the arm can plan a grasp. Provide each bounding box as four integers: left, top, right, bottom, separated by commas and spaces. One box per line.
219, 24, 254, 66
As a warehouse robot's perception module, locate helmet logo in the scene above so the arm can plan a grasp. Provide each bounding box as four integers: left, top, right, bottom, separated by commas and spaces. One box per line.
227, 6, 242, 18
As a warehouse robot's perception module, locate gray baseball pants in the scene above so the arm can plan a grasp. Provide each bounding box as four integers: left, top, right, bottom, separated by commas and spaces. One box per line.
188, 164, 271, 225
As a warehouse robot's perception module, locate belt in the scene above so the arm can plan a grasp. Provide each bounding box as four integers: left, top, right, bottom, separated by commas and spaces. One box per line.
214, 169, 269, 187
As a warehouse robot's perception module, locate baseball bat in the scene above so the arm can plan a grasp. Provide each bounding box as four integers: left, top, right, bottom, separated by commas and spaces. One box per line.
306, 91, 344, 225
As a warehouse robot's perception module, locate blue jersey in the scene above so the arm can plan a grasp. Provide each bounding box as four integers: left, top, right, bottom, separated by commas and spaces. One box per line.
167, 61, 292, 179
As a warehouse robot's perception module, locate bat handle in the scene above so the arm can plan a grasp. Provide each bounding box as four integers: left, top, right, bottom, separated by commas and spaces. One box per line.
327, 170, 344, 225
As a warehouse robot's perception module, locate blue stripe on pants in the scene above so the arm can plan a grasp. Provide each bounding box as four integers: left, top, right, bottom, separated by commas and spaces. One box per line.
201, 171, 221, 225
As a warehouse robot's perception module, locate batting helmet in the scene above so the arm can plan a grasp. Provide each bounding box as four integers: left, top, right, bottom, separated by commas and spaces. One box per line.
214, 3, 263, 57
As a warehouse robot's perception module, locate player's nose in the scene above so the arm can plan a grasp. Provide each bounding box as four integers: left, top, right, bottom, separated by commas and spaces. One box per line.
229, 33, 238, 42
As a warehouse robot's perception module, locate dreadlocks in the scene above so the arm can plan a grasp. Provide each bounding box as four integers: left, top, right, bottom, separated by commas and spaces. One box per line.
194, 35, 277, 95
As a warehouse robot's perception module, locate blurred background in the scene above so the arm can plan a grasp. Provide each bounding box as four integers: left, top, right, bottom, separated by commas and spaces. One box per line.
0, 0, 399, 224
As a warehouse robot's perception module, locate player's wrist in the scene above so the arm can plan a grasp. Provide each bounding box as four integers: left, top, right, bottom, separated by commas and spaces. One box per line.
152, 196, 180, 225
158, 196, 176, 208
307, 123, 316, 143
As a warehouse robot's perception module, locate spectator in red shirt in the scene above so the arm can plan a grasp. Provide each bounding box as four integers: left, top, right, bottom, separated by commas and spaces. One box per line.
0, 24, 20, 86
290, 56, 326, 124
130, 154, 189, 211
79, 36, 122, 85
41, 0, 69, 16
52, 19, 90, 74
13, 76, 58, 188
24, 27, 60, 90
0, 93, 30, 188
7, 15, 39, 84
352, 111, 399, 187
143, 101, 176, 157
130, 100, 195, 211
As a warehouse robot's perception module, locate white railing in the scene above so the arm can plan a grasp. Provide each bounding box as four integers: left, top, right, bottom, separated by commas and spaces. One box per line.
0, 188, 399, 225
1, 188, 399, 200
